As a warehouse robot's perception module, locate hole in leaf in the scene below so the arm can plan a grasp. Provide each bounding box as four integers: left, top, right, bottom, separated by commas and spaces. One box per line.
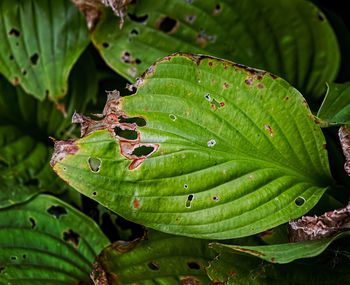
102, 42, 110, 48
128, 13, 148, 23
9, 28, 20, 37
9, 54, 14, 60
187, 261, 201, 270
130, 28, 139, 35
45, 90, 49, 96
21, 69, 27, 76
184, 15, 196, 23
186, 194, 194, 208
131, 146, 155, 157
0, 266, 5, 273
88, 157, 102, 173
169, 114, 176, 121
63, 229, 80, 247
148, 262, 160, 270
29, 217, 36, 229
213, 196, 219, 202
22, 254, 27, 259
119, 116, 146, 127
135, 58, 141, 64
47, 205, 68, 219
184, 184, 188, 189
30, 53, 39, 65
114, 127, 138, 140
295, 197, 305, 206
207, 139, 216, 147
92, 191, 97, 196
157, 16, 178, 33
213, 3, 221, 15
10, 256, 17, 261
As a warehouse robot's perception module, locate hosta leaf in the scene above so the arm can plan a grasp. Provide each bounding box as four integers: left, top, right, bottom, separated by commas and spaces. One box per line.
0, 194, 109, 284
317, 82, 350, 125
0, 0, 90, 101
92, 230, 215, 285
207, 246, 350, 284
52, 53, 332, 239
92, 0, 340, 100
210, 231, 350, 264
0, 50, 98, 208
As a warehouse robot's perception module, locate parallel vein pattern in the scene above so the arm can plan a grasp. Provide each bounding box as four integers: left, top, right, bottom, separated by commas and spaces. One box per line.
92, 0, 340, 100
0, 0, 89, 100
0, 195, 109, 284
53, 54, 333, 239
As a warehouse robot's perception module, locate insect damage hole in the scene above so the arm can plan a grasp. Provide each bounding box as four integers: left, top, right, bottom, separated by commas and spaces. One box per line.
47, 205, 68, 219
186, 194, 194, 208
157, 16, 179, 34
29, 217, 36, 229
128, 13, 148, 23
30, 53, 39, 65
132, 145, 155, 157
187, 261, 201, 270
88, 157, 102, 173
169, 113, 177, 121
63, 229, 80, 248
9, 28, 20, 37
295, 196, 305, 206
148, 261, 160, 270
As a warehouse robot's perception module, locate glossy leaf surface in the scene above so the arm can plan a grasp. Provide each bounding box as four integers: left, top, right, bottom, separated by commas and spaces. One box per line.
0, 0, 90, 100
317, 82, 350, 125
211, 231, 350, 264
52, 53, 332, 239
92, 230, 215, 285
92, 0, 340, 100
0, 194, 109, 284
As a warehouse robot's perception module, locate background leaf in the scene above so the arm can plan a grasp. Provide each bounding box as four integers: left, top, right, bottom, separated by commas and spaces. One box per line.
0, 0, 90, 100
210, 231, 350, 264
92, 0, 340, 101
52, 53, 333, 239
0, 49, 98, 208
317, 82, 350, 125
92, 230, 215, 285
0, 194, 109, 284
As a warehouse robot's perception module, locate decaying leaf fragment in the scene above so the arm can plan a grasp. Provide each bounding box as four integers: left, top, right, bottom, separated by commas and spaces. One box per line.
51, 90, 158, 171
71, 0, 104, 31
339, 125, 350, 176
101, 0, 132, 29
288, 202, 350, 242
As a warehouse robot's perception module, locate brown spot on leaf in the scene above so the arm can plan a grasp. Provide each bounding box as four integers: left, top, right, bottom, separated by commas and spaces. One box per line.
223, 82, 229, 88
133, 198, 140, 209
181, 276, 200, 285
13, 77, 19, 86
264, 124, 273, 137
285, 97, 289, 101
233, 247, 266, 257
209, 61, 213, 66
71, 0, 104, 31
257, 84, 264, 89
244, 78, 253, 86
271, 257, 275, 262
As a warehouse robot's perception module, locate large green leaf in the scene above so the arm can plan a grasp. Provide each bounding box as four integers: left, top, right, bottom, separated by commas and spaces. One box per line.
0, 194, 110, 284
317, 82, 350, 125
92, 230, 215, 285
0, 0, 90, 101
52, 53, 332, 239
210, 231, 350, 264
206, 245, 350, 284
0, 50, 98, 209
92, 0, 340, 100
